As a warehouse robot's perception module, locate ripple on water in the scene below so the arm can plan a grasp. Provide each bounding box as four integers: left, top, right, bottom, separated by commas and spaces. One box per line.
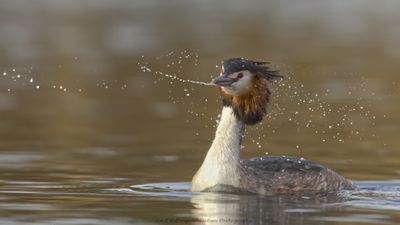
114, 181, 399, 225
0, 152, 46, 169
106, 182, 192, 198
328, 180, 400, 212
109, 181, 400, 212
310, 214, 393, 224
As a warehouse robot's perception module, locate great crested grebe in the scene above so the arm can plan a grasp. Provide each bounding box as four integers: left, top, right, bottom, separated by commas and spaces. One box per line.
191, 58, 355, 195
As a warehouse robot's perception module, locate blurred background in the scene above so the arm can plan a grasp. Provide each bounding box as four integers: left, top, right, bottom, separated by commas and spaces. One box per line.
0, 0, 400, 192
1, 0, 400, 224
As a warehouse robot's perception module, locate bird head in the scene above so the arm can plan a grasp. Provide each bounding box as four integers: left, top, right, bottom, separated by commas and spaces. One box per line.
212, 58, 282, 125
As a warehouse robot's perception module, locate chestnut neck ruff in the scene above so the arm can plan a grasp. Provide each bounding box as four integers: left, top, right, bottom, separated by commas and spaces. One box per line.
220, 75, 270, 125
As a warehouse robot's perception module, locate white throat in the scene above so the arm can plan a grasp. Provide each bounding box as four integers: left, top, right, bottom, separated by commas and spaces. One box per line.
191, 106, 244, 192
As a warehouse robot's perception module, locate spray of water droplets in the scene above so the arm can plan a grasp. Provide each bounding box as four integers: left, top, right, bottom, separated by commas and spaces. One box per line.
258, 72, 385, 150
138, 50, 214, 87
137, 50, 225, 141
137, 53, 386, 151
139, 65, 214, 86
2, 53, 384, 152
0, 66, 43, 92
1, 64, 130, 94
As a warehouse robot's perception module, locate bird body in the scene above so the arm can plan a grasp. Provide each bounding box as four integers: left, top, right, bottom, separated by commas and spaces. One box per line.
190, 58, 354, 195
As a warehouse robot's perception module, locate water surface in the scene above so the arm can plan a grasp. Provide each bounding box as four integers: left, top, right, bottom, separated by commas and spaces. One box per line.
0, 0, 400, 224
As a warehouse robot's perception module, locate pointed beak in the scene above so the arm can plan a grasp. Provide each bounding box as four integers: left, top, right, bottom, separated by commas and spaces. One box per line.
212, 75, 235, 87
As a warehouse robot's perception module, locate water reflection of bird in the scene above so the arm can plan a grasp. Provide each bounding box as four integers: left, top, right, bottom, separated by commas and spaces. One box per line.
190, 192, 344, 225
191, 58, 354, 195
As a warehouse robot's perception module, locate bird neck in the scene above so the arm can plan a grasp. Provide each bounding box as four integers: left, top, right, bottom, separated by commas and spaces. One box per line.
191, 106, 245, 191
207, 106, 245, 162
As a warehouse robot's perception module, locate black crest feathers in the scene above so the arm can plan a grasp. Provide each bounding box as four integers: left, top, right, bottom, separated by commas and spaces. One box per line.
222, 58, 282, 81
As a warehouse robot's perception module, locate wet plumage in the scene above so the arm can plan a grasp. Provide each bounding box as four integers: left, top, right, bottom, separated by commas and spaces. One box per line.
190, 58, 355, 195
240, 156, 354, 194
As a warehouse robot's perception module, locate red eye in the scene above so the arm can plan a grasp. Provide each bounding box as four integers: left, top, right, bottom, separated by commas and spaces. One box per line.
237, 73, 243, 78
